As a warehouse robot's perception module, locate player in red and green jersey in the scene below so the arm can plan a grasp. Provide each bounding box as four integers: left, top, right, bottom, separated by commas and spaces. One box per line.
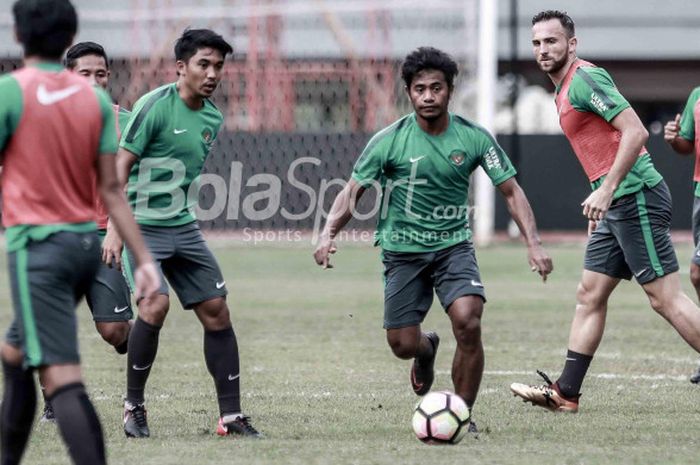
510, 10, 700, 414
664, 87, 700, 382
0, 1, 159, 465
34, 41, 136, 424
105, 28, 260, 439
65, 41, 134, 354
314, 47, 552, 430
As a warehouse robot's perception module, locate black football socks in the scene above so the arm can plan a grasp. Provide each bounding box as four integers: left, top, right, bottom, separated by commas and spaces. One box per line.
126, 318, 162, 405
1, 360, 35, 465
49, 382, 105, 465
204, 326, 241, 416
557, 349, 593, 398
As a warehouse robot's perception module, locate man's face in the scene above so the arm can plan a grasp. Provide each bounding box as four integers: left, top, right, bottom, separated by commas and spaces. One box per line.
73, 54, 109, 89
531, 19, 576, 75
177, 47, 225, 99
407, 69, 451, 122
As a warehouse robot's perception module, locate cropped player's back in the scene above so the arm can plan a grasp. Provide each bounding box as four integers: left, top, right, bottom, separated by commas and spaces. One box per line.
0, 66, 103, 227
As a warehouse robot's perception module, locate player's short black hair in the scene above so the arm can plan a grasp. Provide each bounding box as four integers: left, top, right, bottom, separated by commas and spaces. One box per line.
532, 10, 576, 38
65, 41, 109, 70
174, 28, 233, 63
12, 0, 77, 60
401, 47, 459, 89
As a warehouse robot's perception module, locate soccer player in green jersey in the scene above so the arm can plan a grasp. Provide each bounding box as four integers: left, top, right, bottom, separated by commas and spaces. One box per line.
314, 46, 553, 430
36, 41, 135, 423
106, 28, 260, 439
664, 88, 700, 382
510, 10, 700, 413
0, 1, 159, 464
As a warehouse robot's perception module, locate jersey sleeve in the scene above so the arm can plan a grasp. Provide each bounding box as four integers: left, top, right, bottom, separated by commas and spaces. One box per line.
119, 95, 162, 157
95, 87, 117, 155
117, 107, 132, 134
679, 87, 700, 141
569, 67, 631, 122
475, 128, 517, 186
351, 134, 386, 185
0, 75, 23, 152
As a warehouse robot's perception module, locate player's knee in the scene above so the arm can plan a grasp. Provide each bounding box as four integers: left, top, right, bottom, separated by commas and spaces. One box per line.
196, 298, 230, 330
690, 265, 700, 290
0, 342, 23, 366
646, 291, 670, 315
452, 315, 481, 348
96, 322, 129, 347
575, 281, 602, 312
386, 334, 418, 360
138, 295, 169, 324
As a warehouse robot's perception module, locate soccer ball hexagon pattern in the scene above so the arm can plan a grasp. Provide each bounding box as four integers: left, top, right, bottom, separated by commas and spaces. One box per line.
412, 391, 470, 445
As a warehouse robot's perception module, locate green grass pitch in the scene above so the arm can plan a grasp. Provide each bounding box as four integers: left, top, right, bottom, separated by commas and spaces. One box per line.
6, 239, 700, 464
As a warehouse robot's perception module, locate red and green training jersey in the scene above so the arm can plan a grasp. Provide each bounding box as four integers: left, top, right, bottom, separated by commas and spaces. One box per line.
555, 59, 662, 199
0, 62, 117, 250
678, 87, 700, 196
94, 105, 131, 229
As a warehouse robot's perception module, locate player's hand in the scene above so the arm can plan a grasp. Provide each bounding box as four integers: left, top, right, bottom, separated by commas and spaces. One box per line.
587, 220, 598, 236
527, 243, 553, 282
133, 262, 160, 300
663, 113, 681, 143
313, 235, 337, 269
581, 186, 613, 221
102, 226, 124, 270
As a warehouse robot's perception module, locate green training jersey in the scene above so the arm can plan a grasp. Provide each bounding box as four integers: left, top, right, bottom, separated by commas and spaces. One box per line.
120, 83, 223, 226
352, 112, 516, 253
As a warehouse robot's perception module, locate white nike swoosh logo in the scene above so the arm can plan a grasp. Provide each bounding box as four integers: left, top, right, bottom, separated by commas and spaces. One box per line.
470, 280, 483, 287
216, 281, 226, 289
409, 155, 425, 163
634, 268, 648, 278
173, 128, 188, 134
36, 83, 81, 105
114, 306, 129, 313
228, 374, 240, 381
132, 364, 151, 371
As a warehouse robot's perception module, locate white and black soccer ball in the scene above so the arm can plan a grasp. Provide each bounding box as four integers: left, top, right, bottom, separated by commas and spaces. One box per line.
412, 390, 470, 445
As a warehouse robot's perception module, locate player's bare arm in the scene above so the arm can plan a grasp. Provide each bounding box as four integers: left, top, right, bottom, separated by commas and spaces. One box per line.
664, 113, 694, 154
313, 178, 366, 269
97, 152, 159, 299
581, 108, 648, 221
497, 177, 553, 281
102, 147, 138, 267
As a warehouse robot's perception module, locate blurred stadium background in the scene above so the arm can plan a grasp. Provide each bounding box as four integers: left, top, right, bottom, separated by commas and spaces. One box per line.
0, 0, 698, 237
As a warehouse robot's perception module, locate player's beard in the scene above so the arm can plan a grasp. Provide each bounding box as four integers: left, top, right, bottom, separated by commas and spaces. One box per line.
538, 49, 569, 75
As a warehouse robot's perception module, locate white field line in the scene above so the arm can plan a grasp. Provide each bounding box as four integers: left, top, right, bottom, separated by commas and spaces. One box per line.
456, 369, 688, 383
91, 370, 689, 402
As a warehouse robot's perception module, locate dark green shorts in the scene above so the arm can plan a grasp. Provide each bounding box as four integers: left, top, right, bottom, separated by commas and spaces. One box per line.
4, 231, 100, 367
124, 222, 227, 309
584, 181, 679, 284
381, 241, 486, 330
691, 196, 700, 266
85, 230, 133, 322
